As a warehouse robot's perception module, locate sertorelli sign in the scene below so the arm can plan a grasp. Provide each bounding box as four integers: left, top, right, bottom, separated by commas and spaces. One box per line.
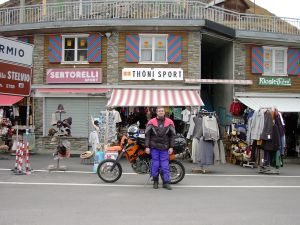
258, 77, 292, 86
122, 68, 183, 81
46, 68, 102, 83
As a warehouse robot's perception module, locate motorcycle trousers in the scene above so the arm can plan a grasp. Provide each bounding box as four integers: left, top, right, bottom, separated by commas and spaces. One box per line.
150, 148, 170, 183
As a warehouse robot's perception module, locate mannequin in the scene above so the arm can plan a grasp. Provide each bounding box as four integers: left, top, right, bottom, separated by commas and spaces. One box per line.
89, 118, 100, 153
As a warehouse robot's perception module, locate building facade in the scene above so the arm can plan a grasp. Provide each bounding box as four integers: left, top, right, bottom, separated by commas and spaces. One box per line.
0, 0, 299, 153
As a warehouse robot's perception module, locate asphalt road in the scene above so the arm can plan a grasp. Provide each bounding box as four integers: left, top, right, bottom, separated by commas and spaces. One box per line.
1, 155, 300, 225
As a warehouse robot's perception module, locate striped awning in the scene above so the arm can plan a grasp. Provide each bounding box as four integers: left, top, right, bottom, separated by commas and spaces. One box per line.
107, 89, 204, 107
0, 95, 24, 106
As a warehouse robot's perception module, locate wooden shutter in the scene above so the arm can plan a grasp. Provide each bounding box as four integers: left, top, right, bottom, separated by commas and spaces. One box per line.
87, 34, 102, 63
287, 48, 300, 75
251, 46, 264, 74
48, 35, 62, 63
125, 34, 139, 62
167, 34, 182, 63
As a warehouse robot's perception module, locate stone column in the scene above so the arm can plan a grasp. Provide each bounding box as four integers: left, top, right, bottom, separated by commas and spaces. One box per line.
32, 35, 45, 152
188, 31, 201, 80
32, 34, 45, 85
106, 32, 119, 84
233, 42, 246, 93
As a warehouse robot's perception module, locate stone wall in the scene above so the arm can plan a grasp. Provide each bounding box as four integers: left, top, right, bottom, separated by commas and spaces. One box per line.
188, 32, 201, 80
107, 32, 119, 84
37, 136, 88, 154
32, 34, 44, 84
233, 42, 246, 93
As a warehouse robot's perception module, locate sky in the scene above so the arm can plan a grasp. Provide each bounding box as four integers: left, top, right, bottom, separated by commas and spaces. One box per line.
249, 0, 300, 19
0, 0, 299, 19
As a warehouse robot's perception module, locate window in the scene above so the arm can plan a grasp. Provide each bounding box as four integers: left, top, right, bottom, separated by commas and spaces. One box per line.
263, 46, 287, 76
62, 35, 88, 63
140, 34, 167, 63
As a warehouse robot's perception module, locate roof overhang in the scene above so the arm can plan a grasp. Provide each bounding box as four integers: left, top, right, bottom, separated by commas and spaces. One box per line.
236, 30, 300, 47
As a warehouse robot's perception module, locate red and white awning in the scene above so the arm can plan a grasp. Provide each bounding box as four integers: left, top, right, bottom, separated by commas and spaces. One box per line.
0, 95, 24, 106
107, 89, 204, 107
185, 79, 253, 85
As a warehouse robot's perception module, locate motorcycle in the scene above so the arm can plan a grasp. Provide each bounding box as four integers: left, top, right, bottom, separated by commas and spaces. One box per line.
97, 127, 186, 184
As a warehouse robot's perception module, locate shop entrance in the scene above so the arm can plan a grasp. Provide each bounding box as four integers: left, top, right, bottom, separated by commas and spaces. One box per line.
282, 112, 300, 157
201, 33, 233, 117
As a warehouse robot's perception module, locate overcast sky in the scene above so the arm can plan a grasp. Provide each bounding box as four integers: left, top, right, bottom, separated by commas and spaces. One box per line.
249, 0, 299, 19
0, 0, 299, 19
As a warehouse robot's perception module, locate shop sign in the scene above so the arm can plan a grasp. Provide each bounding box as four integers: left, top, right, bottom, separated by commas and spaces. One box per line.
122, 68, 183, 81
0, 37, 33, 66
0, 61, 31, 96
46, 68, 102, 84
258, 77, 291, 86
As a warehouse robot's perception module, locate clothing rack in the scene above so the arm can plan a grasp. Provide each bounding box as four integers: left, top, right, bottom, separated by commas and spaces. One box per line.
198, 110, 216, 118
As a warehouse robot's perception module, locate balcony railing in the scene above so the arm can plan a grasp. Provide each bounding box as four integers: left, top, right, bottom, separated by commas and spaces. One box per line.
0, 0, 299, 35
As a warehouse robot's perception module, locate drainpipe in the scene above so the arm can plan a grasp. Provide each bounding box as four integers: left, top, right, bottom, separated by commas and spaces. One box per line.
199, 31, 202, 109
232, 41, 235, 100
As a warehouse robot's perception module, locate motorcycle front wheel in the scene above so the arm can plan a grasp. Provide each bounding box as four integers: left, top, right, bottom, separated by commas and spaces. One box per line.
169, 160, 185, 184
97, 159, 123, 183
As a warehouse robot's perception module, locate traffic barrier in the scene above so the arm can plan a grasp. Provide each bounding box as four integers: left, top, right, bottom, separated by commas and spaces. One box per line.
13, 142, 20, 172
13, 141, 31, 175
25, 142, 31, 174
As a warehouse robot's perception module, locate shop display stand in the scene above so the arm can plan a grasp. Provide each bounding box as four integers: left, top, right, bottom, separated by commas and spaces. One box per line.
192, 166, 210, 174
258, 165, 280, 175
48, 107, 68, 171
242, 161, 255, 168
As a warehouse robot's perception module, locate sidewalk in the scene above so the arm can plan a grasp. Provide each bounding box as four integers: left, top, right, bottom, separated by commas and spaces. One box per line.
1, 152, 300, 176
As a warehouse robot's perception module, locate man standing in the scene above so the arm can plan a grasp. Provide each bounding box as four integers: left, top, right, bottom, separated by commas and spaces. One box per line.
145, 107, 176, 190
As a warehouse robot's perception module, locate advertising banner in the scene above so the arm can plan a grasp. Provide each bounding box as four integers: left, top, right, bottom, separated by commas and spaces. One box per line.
258, 77, 291, 86
46, 68, 102, 83
122, 68, 183, 81
0, 61, 31, 96
0, 37, 33, 66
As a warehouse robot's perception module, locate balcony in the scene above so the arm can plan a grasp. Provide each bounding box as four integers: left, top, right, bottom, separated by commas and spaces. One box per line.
0, 0, 299, 35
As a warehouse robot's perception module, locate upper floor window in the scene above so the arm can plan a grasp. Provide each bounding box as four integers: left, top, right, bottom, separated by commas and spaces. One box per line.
139, 34, 167, 64
62, 35, 88, 63
263, 46, 287, 76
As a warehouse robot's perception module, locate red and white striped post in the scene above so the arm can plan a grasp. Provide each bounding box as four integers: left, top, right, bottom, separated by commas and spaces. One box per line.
25, 141, 31, 174
13, 142, 21, 172
16, 143, 25, 174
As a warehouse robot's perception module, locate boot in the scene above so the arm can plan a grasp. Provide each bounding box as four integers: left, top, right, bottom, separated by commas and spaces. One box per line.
163, 183, 172, 190
153, 177, 159, 189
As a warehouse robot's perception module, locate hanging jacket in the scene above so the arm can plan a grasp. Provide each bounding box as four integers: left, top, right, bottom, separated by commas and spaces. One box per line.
192, 116, 203, 140
250, 110, 265, 141
145, 117, 176, 150
262, 124, 280, 151
261, 110, 273, 140
202, 116, 219, 141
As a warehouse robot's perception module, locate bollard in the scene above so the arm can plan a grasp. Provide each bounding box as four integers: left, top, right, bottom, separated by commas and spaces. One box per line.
13, 142, 20, 173
25, 142, 31, 174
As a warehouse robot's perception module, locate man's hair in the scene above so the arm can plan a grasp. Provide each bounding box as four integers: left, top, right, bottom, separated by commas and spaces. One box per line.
156, 106, 164, 111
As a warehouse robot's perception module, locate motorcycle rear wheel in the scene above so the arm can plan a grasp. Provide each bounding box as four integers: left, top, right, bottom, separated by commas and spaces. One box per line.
97, 159, 122, 183
169, 160, 185, 184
